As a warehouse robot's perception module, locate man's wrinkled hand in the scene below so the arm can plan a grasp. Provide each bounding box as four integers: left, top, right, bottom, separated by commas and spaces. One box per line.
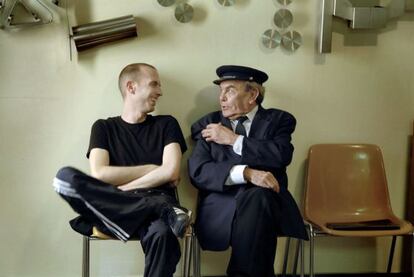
201, 123, 239, 145
243, 167, 280, 193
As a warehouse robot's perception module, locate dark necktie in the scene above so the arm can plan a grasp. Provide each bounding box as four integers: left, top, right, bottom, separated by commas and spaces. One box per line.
235, 116, 248, 137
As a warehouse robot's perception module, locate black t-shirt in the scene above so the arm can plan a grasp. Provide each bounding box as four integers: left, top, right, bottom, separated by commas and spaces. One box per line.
87, 115, 187, 166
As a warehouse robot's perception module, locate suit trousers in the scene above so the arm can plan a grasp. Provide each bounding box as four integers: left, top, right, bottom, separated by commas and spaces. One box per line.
227, 186, 282, 277
53, 166, 181, 277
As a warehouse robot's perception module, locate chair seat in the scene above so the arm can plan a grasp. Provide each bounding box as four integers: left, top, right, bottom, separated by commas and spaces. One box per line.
90, 226, 114, 240
308, 218, 413, 237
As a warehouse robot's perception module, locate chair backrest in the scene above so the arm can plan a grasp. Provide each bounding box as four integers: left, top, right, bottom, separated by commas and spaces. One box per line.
304, 144, 397, 225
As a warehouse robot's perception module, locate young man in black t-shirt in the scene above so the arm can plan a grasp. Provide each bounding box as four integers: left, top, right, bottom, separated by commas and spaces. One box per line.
53, 63, 191, 277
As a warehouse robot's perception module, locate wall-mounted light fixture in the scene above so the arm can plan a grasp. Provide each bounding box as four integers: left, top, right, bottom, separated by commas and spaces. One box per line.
174, 3, 193, 23
261, 0, 302, 53
71, 15, 138, 52
319, 0, 409, 53
218, 0, 235, 6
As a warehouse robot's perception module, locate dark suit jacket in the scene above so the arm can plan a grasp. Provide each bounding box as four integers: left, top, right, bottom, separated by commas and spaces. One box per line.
188, 106, 307, 251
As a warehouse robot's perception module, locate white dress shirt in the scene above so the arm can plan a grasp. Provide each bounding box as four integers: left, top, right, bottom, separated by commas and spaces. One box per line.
225, 105, 258, 186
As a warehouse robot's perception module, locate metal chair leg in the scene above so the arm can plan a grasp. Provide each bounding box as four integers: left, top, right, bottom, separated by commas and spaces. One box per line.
82, 236, 90, 277
300, 239, 304, 277
387, 235, 396, 273
193, 234, 201, 277
411, 233, 414, 277
281, 237, 291, 277
292, 239, 301, 277
309, 226, 315, 277
182, 229, 193, 277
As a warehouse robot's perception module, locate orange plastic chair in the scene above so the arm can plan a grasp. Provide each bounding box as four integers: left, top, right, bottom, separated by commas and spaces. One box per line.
303, 144, 413, 276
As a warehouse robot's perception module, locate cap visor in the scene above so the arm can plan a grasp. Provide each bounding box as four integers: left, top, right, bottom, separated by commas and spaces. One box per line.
213, 76, 242, 85
213, 78, 223, 85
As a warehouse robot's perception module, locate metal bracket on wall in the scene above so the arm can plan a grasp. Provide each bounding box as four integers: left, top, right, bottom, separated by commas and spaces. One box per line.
318, 0, 409, 53
0, 0, 53, 29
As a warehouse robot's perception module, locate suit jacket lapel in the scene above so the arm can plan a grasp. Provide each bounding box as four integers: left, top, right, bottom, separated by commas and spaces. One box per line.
249, 106, 271, 139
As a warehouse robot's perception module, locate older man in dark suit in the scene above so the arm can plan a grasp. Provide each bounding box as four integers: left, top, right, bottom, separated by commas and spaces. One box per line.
188, 65, 307, 277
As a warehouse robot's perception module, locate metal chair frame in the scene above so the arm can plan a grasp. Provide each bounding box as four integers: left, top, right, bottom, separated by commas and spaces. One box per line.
81, 227, 198, 277
284, 143, 414, 277
79, 189, 198, 277
281, 237, 305, 277
182, 224, 201, 277
305, 225, 414, 277
284, 227, 414, 277
183, 226, 308, 277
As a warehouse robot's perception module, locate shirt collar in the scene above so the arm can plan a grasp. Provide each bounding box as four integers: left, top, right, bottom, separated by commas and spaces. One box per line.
245, 105, 258, 122
230, 105, 258, 124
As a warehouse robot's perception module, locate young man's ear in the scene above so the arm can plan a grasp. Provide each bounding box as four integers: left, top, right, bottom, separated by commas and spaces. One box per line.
126, 80, 136, 94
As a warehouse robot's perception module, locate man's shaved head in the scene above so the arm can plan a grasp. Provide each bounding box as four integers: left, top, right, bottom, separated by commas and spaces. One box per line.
118, 63, 156, 99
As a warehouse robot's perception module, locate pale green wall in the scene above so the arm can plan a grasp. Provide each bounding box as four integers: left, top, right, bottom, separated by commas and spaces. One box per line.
0, 0, 413, 276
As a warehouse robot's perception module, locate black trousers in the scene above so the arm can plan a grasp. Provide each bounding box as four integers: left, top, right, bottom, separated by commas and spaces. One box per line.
53, 166, 180, 277
227, 187, 282, 277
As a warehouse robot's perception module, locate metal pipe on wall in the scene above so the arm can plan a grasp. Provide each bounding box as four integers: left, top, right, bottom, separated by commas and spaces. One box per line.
72, 15, 134, 34
71, 15, 137, 51
73, 22, 136, 43
75, 31, 137, 50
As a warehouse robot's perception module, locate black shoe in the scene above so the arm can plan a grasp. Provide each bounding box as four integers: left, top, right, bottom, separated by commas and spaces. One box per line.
167, 206, 192, 238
